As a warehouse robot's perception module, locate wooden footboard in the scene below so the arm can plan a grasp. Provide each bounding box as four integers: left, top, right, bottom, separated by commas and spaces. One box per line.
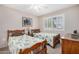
19, 40, 47, 54
31, 39, 47, 54
19, 48, 31, 54
53, 34, 60, 48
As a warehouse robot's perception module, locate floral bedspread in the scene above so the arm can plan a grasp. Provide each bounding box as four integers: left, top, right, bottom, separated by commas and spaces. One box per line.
8, 34, 44, 54
33, 32, 57, 46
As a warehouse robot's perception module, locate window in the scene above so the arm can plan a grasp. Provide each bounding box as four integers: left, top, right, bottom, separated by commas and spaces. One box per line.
43, 14, 65, 30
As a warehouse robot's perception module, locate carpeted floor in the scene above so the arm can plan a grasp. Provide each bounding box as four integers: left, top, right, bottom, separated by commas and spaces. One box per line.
47, 44, 61, 54
0, 44, 61, 54
0, 46, 9, 54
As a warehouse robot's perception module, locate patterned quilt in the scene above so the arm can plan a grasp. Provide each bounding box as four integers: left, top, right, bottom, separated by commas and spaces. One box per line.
33, 32, 57, 46
8, 34, 44, 54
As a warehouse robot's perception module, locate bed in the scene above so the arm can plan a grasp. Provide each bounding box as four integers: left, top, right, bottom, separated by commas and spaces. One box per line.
31, 29, 60, 48
7, 29, 47, 54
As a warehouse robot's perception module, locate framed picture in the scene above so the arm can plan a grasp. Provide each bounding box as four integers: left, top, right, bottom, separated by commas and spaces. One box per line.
22, 17, 32, 27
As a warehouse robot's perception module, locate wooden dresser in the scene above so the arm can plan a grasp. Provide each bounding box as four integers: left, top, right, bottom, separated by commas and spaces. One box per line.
61, 34, 79, 54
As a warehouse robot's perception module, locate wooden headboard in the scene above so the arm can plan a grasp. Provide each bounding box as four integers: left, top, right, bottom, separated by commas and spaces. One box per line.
7, 29, 25, 40
31, 29, 40, 33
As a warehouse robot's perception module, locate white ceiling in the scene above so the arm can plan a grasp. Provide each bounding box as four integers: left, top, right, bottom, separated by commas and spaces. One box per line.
3, 4, 76, 16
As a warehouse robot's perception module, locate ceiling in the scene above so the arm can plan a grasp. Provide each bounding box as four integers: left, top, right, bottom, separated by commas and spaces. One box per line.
3, 4, 76, 16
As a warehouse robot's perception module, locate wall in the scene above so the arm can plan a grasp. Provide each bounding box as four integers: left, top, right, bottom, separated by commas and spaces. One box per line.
0, 5, 39, 48
38, 5, 79, 36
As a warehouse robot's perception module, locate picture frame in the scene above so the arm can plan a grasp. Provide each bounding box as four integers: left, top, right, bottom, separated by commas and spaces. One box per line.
22, 17, 32, 27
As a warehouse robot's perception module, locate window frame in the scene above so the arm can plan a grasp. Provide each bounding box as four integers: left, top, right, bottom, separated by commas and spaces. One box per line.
43, 14, 65, 31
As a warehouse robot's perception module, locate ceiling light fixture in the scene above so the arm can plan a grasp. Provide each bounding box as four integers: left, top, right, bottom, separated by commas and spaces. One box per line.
30, 4, 47, 12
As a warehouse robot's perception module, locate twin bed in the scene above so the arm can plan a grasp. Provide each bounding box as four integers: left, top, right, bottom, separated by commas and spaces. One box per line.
31, 29, 60, 48
8, 30, 47, 54
7, 29, 60, 54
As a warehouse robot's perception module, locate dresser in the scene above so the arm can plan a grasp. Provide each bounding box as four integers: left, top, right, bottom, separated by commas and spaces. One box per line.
61, 34, 79, 54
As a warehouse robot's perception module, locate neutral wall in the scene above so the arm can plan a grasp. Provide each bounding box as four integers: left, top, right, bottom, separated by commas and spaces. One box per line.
38, 5, 79, 36
0, 5, 39, 48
